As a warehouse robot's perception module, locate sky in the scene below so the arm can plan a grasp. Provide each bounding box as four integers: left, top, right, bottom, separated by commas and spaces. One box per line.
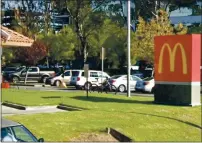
170, 8, 192, 17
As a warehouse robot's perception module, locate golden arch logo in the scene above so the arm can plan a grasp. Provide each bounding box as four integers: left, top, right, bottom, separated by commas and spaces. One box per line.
158, 43, 188, 74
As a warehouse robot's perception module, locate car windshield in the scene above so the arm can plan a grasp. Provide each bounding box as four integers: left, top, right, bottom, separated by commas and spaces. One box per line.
16, 67, 26, 72
72, 71, 80, 76
11, 125, 38, 142
55, 72, 62, 76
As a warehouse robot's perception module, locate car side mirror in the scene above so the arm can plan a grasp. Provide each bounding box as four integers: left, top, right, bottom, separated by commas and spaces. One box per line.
38, 138, 44, 142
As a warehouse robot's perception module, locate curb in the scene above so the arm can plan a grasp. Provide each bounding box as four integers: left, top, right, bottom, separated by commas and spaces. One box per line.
59, 103, 87, 110
10, 84, 49, 87
10, 84, 35, 87
2, 102, 26, 110
106, 128, 133, 142
26, 105, 57, 110
57, 105, 82, 111
57, 104, 86, 111
10, 84, 43, 87
42, 85, 51, 87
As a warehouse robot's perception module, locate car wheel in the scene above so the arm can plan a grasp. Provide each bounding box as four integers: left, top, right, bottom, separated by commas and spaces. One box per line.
42, 76, 48, 83
75, 86, 81, 90
118, 84, 126, 93
55, 80, 61, 87
12, 76, 19, 83
151, 87, 155, 94
84, 82, 92, 90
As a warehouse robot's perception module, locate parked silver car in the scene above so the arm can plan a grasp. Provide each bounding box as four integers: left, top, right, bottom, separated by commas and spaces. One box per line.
135, 77, 155, 93
109, 75, 142, 92
1, 118, 44, 142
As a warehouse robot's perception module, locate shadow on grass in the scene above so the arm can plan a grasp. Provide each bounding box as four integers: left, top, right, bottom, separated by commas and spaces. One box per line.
72, 96, 201, 130
71, 96, 153, 105
130, 111, 202, 130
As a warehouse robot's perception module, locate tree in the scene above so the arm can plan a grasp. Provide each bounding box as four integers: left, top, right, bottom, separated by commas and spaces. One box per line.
37, 26, 76, 62
15, 41, 47, 65
52, 0, 110, 66
87, 18, 127, 68
131, 10, 187, 63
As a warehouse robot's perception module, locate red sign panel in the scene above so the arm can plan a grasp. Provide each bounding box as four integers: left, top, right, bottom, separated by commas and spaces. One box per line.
154, 34, 201, 82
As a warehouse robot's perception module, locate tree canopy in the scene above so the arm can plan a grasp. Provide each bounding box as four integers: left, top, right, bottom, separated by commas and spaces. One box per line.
1, 0, 196, 68
131, 10, 188, 63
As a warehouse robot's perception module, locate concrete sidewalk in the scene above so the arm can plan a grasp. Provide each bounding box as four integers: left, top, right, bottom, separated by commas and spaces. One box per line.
2, 105, 67, 116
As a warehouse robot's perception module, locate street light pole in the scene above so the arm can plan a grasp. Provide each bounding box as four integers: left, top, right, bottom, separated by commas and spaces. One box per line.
127, 0, 131, 97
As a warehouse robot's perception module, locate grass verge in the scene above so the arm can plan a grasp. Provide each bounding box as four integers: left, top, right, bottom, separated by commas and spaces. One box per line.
2, 89, 202, 142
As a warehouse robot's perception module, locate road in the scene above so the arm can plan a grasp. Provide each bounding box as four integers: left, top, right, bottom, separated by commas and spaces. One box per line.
2, 105, 67, 116
10, 85, 154, 97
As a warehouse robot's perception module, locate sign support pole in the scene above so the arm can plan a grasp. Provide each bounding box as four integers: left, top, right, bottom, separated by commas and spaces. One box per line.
127, 0, 131, 97
101, 47, 104, 92
84, 64, 89, 98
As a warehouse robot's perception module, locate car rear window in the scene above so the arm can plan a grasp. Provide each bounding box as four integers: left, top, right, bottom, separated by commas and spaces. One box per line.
111, 75, 122, 79
143, 77, 153, 81
72, 71, 80, 76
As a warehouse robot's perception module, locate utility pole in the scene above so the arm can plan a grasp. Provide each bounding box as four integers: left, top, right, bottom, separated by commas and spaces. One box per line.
127, 0, 131, 97
101, 47, 104, 89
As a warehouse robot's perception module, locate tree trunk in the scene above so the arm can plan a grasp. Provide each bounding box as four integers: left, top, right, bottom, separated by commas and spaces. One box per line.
75, 19, 88, 66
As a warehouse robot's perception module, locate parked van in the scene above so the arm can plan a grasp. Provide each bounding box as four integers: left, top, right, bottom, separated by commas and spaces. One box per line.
70, 70, 110, 89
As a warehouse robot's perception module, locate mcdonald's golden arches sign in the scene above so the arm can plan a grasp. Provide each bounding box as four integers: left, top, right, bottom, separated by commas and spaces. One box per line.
154, 35, 201, 82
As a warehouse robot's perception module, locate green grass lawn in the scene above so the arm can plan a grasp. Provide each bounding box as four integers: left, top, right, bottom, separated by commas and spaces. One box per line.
2, 89, 202, 142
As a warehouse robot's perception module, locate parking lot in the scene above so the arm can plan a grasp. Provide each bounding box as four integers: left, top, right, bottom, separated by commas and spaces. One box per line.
9, 83, 154, 97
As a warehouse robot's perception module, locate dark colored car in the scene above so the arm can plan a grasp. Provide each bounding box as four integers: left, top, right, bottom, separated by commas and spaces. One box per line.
2, 66, 25, 81
1, 118, 44, 142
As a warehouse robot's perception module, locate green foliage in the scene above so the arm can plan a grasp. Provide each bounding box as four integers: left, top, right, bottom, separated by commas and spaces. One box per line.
2, 48, 15, 66
191, 4, 202, 15
188, 24, 202, 34
87, 17, 127, 68
37, 26, 76, 61
103, 25, 127, 68
131, 10, 187, 63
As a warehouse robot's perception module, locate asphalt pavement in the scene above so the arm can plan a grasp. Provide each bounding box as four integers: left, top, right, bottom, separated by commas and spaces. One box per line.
9, 85, 154, 97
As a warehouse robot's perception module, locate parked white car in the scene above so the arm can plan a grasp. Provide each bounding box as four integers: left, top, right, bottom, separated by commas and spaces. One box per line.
46, 70, 73, 86
135, 77, 155, 93
70, 70, 110, 89
109, 75, 142, 92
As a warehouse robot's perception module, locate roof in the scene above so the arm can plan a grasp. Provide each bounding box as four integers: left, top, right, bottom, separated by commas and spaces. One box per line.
1, 118, 20, 128
1, 25, 34, 47
170, 15, 202, 25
